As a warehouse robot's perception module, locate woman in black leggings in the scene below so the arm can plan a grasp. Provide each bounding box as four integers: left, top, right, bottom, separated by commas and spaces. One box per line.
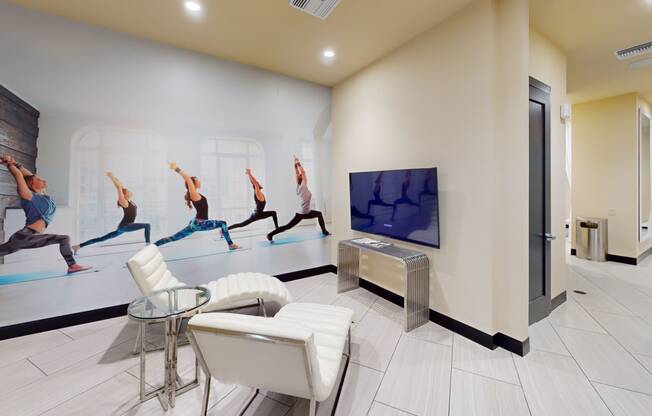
73, 172, 151, 253
228, 168, 278, 231
267, 156, 329, 242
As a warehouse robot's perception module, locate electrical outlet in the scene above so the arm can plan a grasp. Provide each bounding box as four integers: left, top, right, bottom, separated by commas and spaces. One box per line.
608, 209, 616, 216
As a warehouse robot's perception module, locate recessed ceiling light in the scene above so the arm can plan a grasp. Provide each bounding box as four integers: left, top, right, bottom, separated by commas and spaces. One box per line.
323, 50, 335, 58
185, 1, 201, 12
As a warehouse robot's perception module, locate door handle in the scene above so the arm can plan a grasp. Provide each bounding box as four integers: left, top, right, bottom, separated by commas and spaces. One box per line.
543, 233, 557, 241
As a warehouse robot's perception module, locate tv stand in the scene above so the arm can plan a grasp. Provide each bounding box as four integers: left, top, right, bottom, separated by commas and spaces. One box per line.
337, 239, 429, 332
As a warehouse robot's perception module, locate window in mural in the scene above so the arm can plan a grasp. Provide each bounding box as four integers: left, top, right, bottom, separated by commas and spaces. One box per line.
73, 128, 168, 242
200, 138, 265, 227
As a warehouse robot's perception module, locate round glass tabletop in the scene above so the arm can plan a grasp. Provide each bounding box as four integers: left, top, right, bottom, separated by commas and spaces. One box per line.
128, 286, 210, 321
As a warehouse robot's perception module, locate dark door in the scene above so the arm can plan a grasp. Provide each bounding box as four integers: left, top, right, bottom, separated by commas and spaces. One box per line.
529, 77, 552, 324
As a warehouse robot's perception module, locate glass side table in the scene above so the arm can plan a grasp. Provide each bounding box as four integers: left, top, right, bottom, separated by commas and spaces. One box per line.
128, 286, 210, 410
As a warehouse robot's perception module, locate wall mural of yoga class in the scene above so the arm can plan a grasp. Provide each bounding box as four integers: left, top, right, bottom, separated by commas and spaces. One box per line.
0, 1, 331, 326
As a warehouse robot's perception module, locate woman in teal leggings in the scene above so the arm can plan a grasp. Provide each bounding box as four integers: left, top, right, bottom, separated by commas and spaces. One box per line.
154, 163, 239, 250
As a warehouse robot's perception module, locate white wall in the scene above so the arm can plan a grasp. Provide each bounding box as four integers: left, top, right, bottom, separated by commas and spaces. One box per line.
0, 1, 331, 241
332, 0, 530, 341
529, 30, 568, 299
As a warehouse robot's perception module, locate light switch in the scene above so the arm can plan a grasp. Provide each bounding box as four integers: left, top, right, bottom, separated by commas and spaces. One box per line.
608, 209, 616, 216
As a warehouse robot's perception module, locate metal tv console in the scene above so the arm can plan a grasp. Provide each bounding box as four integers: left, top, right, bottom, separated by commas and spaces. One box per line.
337, 239, 429, 332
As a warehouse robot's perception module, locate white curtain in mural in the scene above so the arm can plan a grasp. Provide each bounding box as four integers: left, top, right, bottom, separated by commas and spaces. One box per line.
200, 138, 266, 227
73, 128, 168, 242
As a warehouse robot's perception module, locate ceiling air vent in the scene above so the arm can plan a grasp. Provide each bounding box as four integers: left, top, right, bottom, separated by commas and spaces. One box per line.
615, 41, 652, 60
289, 0, 343, 20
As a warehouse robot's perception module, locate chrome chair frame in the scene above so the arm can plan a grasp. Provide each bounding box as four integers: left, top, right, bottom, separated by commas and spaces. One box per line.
187, 325, 352, 416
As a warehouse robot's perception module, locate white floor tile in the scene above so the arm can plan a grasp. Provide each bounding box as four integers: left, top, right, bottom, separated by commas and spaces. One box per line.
59, 316, 129, 340
333, 362, 383, 416
41, 372, 141, 416
584, 274, 652, 303
589, 310, 652, 356
370, 297, 405, 323
555, 326, 652, 394
636, 354, 652, 373
0, 359, 45, 394
405, 321, 454, 347
332, 289, 377, 324
568, 272, 634, 315
351, 310, 403, 372
449, 369, 530, 416
30, 321, 140, 374
285, 275, 329, 300
593, 382, 652, 416
212, 387, 288, 416
0, 330, 71, 368
528, 318, 570, 356
368, 402, 413, 416
452, 335, 520, 385
0, 338, 140, 416
376, 336, 451, 416
298, 280, 340, 305
513, 350, 611, 416
617, 298, 652, 324
548, 300, 606, 334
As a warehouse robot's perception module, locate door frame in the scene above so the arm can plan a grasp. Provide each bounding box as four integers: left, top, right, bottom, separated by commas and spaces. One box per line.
528, 76, 552, 324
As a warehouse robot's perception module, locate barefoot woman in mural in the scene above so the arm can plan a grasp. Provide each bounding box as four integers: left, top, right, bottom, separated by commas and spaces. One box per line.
154, 162, 239, 249
73, 172, 151, 253
228, 168, 279, 231
267, 156, 329, 242
0, 155, 90, 273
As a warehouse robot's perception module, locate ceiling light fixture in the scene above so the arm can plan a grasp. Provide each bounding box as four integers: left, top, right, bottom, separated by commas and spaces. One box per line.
323, 50, 336, 58
184, 1, 201, 12
615, 40, 652, 60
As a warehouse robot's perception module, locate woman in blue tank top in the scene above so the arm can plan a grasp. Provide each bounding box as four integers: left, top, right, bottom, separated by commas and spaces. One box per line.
0, 155, 90, 273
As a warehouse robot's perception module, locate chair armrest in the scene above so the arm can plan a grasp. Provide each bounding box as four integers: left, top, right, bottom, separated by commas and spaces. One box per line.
188, 313, 313, 344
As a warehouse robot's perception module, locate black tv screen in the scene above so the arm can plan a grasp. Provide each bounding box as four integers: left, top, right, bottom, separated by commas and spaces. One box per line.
349, 168, 440, 248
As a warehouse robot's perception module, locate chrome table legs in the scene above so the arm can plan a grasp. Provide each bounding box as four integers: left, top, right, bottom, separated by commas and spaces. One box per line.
137, 317, 200, 410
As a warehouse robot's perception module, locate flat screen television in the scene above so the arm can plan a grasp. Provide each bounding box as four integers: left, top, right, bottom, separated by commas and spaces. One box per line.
349, 168, 440, 248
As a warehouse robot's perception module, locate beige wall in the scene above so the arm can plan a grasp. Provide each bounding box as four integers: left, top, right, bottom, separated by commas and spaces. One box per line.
331, 0, 530, 341
528, 31, 568, 298
572, 94, 638, 258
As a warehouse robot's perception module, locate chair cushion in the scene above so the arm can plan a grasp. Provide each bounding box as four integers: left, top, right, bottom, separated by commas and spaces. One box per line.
275, 303, 354, 401
201, 272, 292, 311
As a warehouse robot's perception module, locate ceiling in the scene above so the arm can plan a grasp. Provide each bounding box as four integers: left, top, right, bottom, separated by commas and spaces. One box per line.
7, 0, 473, 86
530, 0, 652, 103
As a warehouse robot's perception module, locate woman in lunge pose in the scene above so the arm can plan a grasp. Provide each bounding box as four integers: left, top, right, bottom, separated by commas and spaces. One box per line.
72, 172, 150, 253
228, 168, 278, 231
267, 156, 329, 242
0, 155, 90, 273
154, 162, 239, 249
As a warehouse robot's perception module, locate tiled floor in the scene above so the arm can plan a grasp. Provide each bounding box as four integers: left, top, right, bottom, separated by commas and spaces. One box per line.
1, 254, 652, 415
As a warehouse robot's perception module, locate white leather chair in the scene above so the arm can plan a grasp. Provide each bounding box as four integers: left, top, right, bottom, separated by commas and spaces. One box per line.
126, 244, 292, 313
187, 303, 354, 416
126, 244, 292, 351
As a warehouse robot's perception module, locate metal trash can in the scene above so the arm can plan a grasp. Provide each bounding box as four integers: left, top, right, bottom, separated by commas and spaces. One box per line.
575, 217, 607, 262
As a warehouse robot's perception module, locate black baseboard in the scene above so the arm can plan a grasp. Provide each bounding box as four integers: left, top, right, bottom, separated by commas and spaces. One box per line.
551, 291, 567, 311
275, 264, 337, 282
607, 254, 637, 265
359, 274, 529, 356
0, 264, 337, 341
0, 304, 129, 341
570, 248, 638, 265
